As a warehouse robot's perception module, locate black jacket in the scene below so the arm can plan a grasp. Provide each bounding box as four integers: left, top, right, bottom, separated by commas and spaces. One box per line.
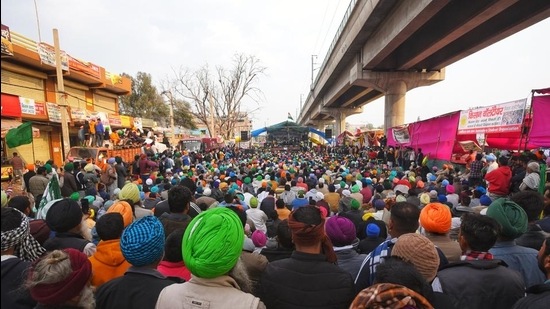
512, 283, 550, 309
438, 259, 525, 309
259, 251, 355, 309
1, 258, 36, 309
95, 267, 178, 309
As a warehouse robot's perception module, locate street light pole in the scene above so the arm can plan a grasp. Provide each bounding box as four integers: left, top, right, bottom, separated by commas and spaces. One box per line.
161, 90, 175, 148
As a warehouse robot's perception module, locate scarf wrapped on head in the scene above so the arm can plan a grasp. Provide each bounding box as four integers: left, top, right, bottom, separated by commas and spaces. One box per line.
350, 283, 434, 309
288, 207, 337, 263
1, 208, 46, 261
29, 248, 92, 305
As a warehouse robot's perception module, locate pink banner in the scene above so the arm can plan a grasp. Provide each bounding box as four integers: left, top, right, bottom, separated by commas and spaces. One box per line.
387, 112, 460, 161
528, 95, 550, 147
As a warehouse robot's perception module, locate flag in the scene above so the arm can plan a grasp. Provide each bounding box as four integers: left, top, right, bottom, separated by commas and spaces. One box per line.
288, 112, 294, 121
5, 122, 33, 148
35, 173, 62, 218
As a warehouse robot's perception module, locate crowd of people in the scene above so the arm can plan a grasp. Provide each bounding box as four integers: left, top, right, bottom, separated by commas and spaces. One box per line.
1, 141, 549, 309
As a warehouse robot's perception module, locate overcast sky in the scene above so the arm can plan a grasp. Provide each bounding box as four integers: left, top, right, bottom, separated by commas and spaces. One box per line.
2, 0, 549, 129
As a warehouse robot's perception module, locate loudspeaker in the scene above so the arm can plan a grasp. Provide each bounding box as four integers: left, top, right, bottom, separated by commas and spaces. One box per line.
325, 129, 332, 139
241, 131, 249, 141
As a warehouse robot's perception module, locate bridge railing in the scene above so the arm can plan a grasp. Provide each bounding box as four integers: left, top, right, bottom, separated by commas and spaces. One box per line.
312, 0, 358, 89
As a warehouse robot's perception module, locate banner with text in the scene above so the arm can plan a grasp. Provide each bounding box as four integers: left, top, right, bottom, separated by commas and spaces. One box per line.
392, 126, 410, 144
457, 99, 526, 135
37, 42, 69, 71
1, 24, 14, 56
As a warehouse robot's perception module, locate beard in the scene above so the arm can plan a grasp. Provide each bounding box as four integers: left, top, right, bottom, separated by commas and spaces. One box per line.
228, 258, 253, 294
77, 284, 96, 309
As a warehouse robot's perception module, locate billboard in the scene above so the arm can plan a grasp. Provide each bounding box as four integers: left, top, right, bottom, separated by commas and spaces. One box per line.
457, 99, 526, 135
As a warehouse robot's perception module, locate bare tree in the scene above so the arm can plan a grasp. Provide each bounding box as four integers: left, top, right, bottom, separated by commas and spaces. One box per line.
173, 53, 265, 140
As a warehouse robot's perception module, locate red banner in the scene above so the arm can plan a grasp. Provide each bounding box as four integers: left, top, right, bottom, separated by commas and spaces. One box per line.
1, 93, 22, 117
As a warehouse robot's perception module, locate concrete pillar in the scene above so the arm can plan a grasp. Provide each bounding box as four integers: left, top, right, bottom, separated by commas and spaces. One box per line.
334, 110, 347, 137
384, 80, 407, 131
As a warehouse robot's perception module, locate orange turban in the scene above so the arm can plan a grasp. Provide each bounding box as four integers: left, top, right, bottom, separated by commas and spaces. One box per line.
419, 203, 451, 234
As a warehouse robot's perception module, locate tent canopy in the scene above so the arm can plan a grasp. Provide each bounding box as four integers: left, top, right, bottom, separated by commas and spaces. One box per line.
251, 120, 325, 138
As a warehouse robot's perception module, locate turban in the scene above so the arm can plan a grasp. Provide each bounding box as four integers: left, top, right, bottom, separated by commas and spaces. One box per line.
527, 161, 540, 173
441, 179, 449, 187
437, 194, 447, 203
486, 198, 528, 239
374, 199, 386, 210
244, 177, 251, 184
475, 186, 487, 195
150, 186, 159, 194
27, 164, 35, 171
146, 178, 153, 186
1, 208, 46, 261
119, 183, 141, 204
416, 180, 425, 188
351, 185, 360, 193
107, 157, 116, 165
366, 223, 380, 238
392, 233, 440, 282
203, 188, 212, 196
350, 283, 433, 309
219, 182, 228, 190
350, 199, 361, 210
342, 190, 351, 197
64, 162, 74, 172
121, 216, 165, 267
250, 197, 259, 208
83, 163, 94, 172
325, 216, 357, 247
44, 164, 52, 174
288, 206, 336, 263
419, 193, 430, 205
107, 201, 134, 227
480, 194, 492, 206
29, 249, 92, 306
46, 199, 83, 233
183, 207, 244, 278
69, 192, 80, 201
251, 230, 267, 247
446, 185, 455, 194
420, 203, 452, 234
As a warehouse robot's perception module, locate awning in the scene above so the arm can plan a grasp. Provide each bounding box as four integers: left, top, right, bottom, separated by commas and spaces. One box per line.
1, 118, 40, 138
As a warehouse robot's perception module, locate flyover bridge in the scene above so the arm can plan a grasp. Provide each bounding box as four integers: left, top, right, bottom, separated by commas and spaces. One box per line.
297, 0, 550, 135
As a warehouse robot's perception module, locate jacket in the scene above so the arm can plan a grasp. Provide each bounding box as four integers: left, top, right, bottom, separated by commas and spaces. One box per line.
88, 239, 131, 287
156, 275, 265, 309
485, 166, 512, 195
489, 240, 546, 287
60, 172, 79, 197
437, 259, 525, 309
96, 267, 176, 309
512, 282, 550, 309
1, 257, 36, 309
259, 251, 355, 309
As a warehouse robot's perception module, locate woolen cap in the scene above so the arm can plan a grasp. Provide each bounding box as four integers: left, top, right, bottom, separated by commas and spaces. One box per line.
391, 233, 440, 282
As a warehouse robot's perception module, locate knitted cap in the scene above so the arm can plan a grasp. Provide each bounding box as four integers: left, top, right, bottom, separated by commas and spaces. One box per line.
325, 216, 357, 247
120, 216, 165, 267
486, 198, 528, 239
420, 203, 452, 234
391, 233, 440, 282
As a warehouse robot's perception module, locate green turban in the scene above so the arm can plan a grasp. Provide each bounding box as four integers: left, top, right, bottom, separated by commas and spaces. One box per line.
486, 198, 528, 239
183, 207, 244, 278
351, 184, 360, 193
70, 192, 80, 201
351, 199, 360, 210
244, 177, 251, 184
64, 162, 74, 172
256, 175, 263, 181
340, 181, 346, 189
44, 164, 52, 174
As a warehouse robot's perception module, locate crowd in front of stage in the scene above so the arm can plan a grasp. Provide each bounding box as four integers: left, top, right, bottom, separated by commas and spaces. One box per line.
1, 142, 549, 309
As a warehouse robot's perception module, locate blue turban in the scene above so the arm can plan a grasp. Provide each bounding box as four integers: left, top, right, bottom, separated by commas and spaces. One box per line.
120, 216, 165, 267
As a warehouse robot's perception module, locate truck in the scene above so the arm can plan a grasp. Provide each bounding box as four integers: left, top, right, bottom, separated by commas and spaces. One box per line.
66, 146, 143, 165
179, 137, 224, 153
